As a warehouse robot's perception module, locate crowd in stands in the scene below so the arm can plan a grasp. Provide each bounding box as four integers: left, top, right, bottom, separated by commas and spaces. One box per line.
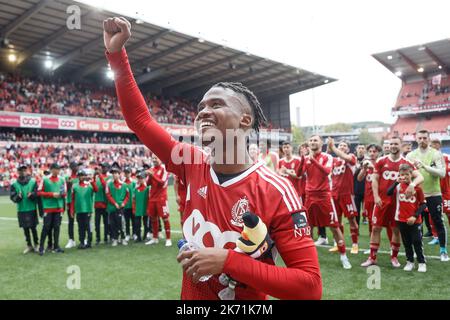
0, 73, 282, 130
0, 129, 142, 145
0, 143, 151, 192
396, 77, 450, 111
0, 73, 198, 125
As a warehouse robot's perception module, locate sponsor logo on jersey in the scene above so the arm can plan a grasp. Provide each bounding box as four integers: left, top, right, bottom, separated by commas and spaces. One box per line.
230, 196, 249, 227
399, 194, 416, 203
197, 186, 208, 199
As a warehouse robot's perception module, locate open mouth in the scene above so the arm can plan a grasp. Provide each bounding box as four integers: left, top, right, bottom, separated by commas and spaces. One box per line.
199, 121, 215, 130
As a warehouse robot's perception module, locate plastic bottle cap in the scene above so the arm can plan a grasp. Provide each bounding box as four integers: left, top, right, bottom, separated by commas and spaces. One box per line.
177, 239, 187, 249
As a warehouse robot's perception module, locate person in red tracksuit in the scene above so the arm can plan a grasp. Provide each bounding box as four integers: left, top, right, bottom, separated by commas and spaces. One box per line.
145, 154, 172, 247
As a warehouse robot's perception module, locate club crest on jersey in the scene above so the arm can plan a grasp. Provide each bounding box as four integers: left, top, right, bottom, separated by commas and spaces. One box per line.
230, 196, 249, 227
197, 186, 207, 199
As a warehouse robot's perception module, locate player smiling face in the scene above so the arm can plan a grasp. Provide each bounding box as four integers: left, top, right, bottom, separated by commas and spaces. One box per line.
308, 135, 322, 152
195, 86, 253, 146
389, 137, 401, 155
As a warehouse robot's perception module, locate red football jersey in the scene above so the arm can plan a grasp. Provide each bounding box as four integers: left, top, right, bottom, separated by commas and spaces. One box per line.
108, 47, 322, 301
147, 165, 168, 202
394, 183, 425, 224
373, 155, 415, 200
301, 152, 333, 195
331, 154, 356, 197
440, 154, 450, 196
279, 156, 303, 196
175, 175, 187, 203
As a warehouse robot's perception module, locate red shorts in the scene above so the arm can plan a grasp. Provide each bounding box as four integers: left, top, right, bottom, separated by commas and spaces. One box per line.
333, 194, 358, 219
363, 199, 375, 222
442, 193, 450, 215
305, 193, 339, 228
147, 200, 170, 219
372, 199, 396, 228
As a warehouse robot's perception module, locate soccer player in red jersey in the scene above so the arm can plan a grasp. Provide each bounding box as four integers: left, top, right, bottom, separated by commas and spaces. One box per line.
145, 154, 172, 247
431, 139, 450, 222
103, 17, 321, 300
388, 164, 427, 272
327, 138, 359, 254
357, 144, 382, 251
278, 141, 303, 204
299, 135, 352, 269
361, 137, 423, 268
174, 174, 187, 226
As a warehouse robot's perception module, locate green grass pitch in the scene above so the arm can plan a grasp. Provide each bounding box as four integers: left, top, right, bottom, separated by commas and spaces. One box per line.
1, 189, 449, 300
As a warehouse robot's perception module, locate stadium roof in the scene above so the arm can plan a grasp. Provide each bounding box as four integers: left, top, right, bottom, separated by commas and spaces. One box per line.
0, 0, 336, 100
372, 38, 450, 82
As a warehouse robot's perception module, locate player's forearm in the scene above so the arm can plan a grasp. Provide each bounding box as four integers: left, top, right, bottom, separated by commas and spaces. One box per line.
423, 165, 446, 178
357, 168, 367, 182
310, 157, 331, 175
387, 182, 399, 196
106, 48, 176, 164
106, 193, 118, 207
415, 203, 427, 218
122, 190, 130, 207
223, 249, 322, 300
331, 146, 353, 162
411, 171, 424, 186
372, 177, 380, 198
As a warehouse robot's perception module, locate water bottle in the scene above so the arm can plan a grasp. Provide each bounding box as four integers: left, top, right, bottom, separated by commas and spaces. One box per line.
177, 239, 212, 282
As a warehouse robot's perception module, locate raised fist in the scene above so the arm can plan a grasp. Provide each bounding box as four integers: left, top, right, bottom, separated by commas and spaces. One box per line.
103, 17, 131, 53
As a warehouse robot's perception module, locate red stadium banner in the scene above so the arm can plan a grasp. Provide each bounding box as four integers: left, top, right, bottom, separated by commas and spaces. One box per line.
0, 114, 20, 127
0, 112, 197, 136
41, 117, 60, 130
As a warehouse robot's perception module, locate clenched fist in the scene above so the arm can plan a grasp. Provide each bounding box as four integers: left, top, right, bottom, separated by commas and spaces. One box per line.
103, 17, 131, 53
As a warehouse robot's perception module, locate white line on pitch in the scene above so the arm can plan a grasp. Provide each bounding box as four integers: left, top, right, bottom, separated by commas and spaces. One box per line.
0, 217, 183, 234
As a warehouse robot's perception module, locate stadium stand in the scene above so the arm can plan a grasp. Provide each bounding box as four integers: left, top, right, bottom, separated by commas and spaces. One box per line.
373, 39, 450, 147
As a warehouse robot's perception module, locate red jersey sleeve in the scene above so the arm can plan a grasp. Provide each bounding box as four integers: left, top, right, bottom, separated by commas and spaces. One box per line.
415, 187, 425, 205
107, 48, 205, 184
223, 199, 321, 299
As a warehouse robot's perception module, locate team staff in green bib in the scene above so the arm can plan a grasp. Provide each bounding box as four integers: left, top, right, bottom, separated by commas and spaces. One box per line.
407, 129, 448, 262
37, 163, 66, 255
123, 167, 136, 241
70, 169, 99, 249
65, 161, 81, 249
132, 171, 149, 242
10, 164, 39, 254
94, 162, 111, 245
105, 165, 130, 247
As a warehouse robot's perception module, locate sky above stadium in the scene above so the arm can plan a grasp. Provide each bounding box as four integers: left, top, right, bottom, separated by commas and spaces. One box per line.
80, 0, 450, 127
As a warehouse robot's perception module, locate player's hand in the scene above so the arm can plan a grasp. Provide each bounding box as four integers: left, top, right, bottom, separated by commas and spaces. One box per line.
176, 196, 180, 205
115, 203, 120, 209
53, 192, 61, 198
414, 160, 424, 169
407, 216, 416, 226
327, 137, 335, 150
177, 248, 229, 283
27, 192, 32, 198
103, 17, 131, 53
374, 195, 383, 208
120, 203, 125, 209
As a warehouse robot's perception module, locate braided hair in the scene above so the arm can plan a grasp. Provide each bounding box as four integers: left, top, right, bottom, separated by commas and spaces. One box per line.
212, 82, 267, 133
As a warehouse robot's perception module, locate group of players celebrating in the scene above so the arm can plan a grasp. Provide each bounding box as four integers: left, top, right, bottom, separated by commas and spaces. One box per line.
278, 130, 449, 272
10, 153, 179, 255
